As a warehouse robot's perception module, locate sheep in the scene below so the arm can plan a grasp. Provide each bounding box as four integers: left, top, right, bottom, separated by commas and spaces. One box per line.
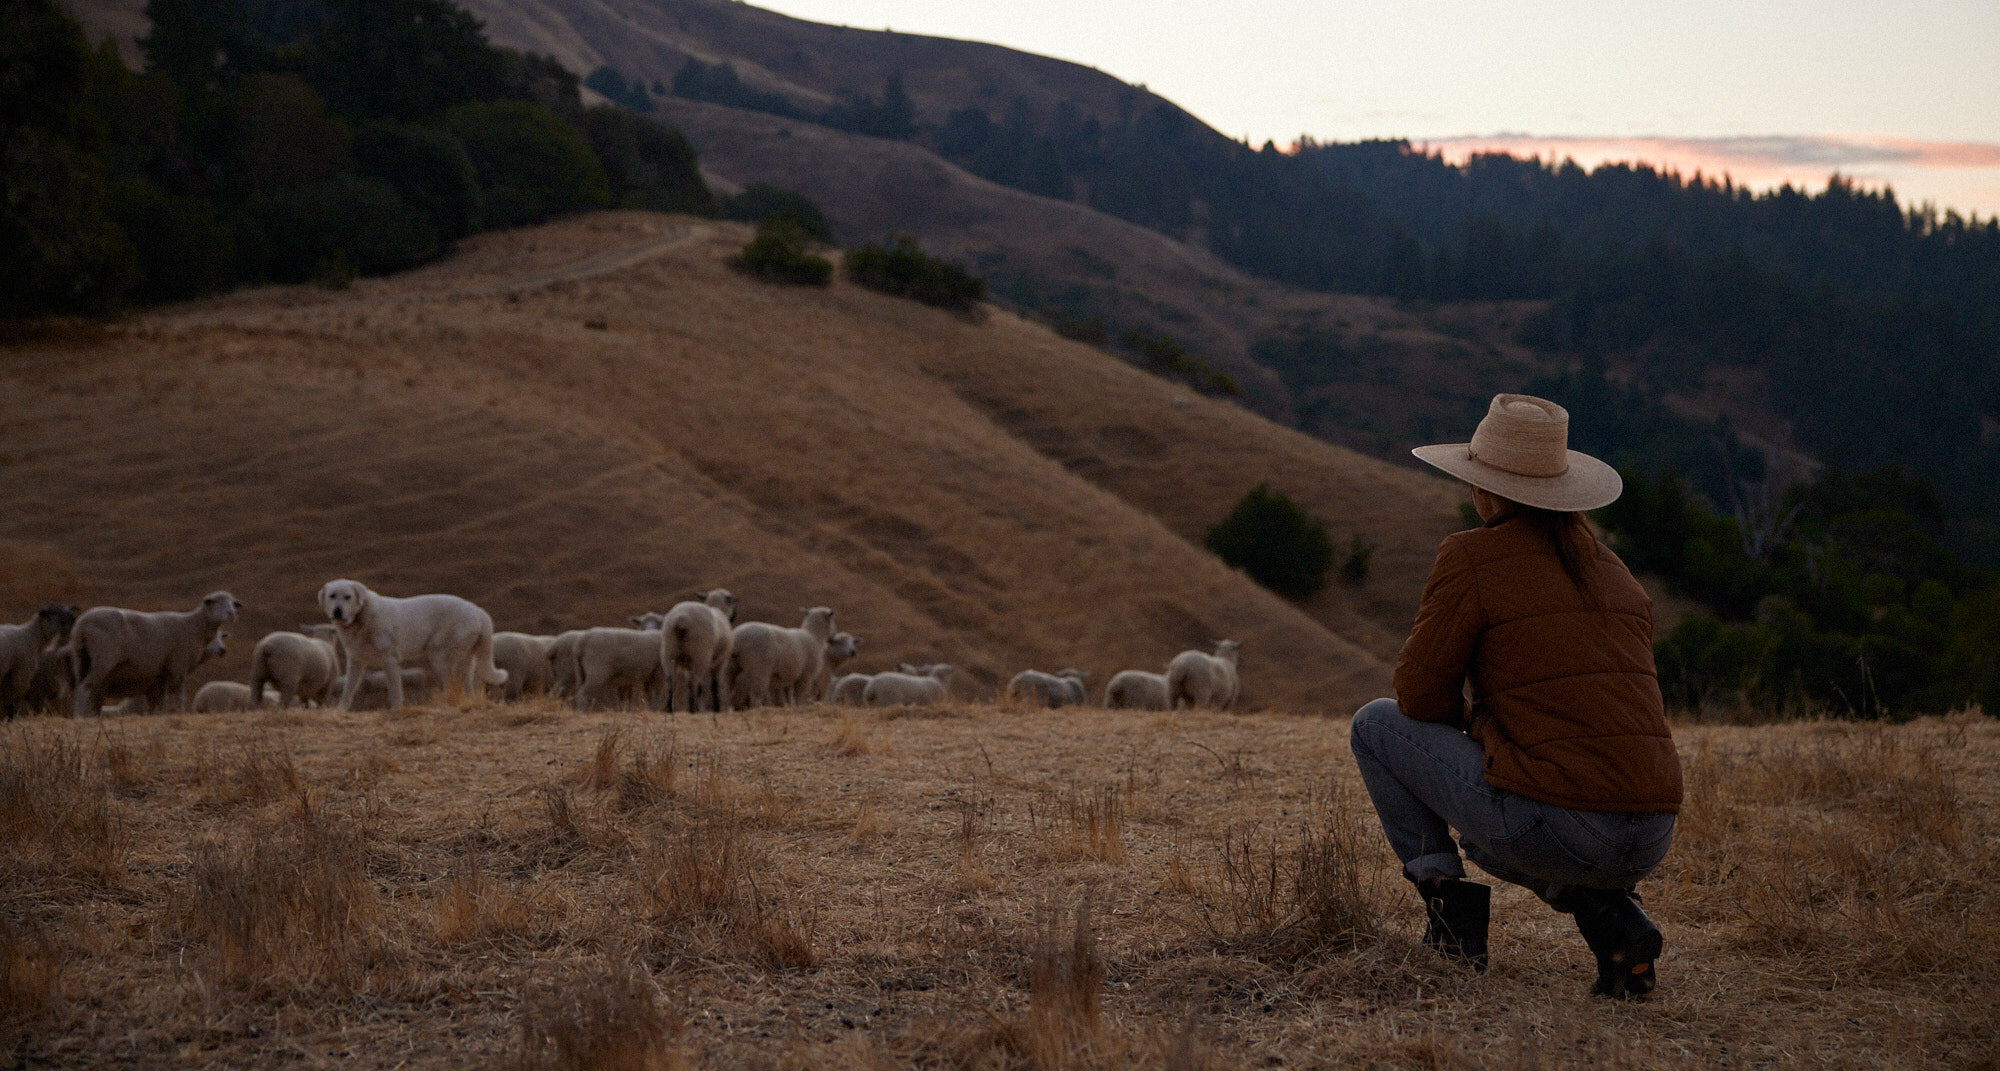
96, 630, 231, 716
547, 630, 588, 699
575, 614, 670, 710
1006, 668, 1088, 708
728, 607, 836, 709
0, 605, 78, 718
1166, 640, 1242, 710
193, 681, 278, 713
808, 632, 860, 702
1103, 670, 1170, 711
863, 664, 953, 707
828, 673, 873, 705
491, 632, 556, 700
68, 592, 241, 716
19, 648, 72, 716
248, 625, 341, 708
661, 590, 736, 713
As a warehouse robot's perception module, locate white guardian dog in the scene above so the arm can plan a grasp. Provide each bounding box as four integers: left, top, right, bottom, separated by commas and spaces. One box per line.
318, 579, 506, 710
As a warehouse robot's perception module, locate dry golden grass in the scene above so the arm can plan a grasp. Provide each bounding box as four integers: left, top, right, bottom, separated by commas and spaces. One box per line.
3, 702, 1994, 1068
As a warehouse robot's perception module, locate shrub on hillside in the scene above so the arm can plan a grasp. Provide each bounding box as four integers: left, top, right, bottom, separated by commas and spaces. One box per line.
440, 101, 611, 228
718, 183, 830, 242
734, 218, 832, 286
844, 235, 984, 311
352, 121, 483, 242
235, 175, 438, 283
104, 177, 236, 303
1206, 484, 1335, 599
1123, 328, 1240, 396
576, 105, 711, 214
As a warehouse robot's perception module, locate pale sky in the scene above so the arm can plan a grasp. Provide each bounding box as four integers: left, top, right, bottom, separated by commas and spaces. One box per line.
753, 0, 2000, 216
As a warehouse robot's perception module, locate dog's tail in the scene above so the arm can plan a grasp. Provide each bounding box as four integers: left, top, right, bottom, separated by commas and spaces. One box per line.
475, 630, 508, 687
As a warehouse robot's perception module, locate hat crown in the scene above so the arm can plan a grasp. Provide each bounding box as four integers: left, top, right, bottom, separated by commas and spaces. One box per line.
1468, 394, 1570, 478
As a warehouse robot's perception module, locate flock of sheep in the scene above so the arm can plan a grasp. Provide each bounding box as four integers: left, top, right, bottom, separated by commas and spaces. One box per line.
0, 581, 1246, 717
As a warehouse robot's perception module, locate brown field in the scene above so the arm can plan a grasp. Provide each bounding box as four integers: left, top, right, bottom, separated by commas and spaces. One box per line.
3, 701, 1995, 1069
0, 211, 1463, 711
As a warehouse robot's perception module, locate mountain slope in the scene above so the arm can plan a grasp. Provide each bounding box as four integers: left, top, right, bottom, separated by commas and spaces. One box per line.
0, 212, 1464, 711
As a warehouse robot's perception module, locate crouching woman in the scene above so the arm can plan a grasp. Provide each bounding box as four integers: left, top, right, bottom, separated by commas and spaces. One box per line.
1349, 394, 1682, 999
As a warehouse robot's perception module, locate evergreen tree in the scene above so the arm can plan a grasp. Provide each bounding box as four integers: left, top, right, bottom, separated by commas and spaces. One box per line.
1204, 484, 1334, 598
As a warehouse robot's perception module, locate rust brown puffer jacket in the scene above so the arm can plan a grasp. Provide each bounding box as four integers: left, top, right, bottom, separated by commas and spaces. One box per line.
1393, 508, 1683, 813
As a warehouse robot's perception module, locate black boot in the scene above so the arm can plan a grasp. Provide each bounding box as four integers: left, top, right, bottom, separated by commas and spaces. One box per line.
1550, 886, 1661, 999
1414, 877, 1490, 971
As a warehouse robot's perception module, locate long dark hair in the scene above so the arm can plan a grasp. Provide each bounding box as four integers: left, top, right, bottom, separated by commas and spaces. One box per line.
1516, 504, 1600, 598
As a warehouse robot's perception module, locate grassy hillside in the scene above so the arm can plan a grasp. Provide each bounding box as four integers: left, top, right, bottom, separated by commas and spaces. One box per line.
0, 211, 1465, 710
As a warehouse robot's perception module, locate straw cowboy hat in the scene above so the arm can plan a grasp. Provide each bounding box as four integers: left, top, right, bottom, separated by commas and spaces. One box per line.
1413, 394, 1622, 512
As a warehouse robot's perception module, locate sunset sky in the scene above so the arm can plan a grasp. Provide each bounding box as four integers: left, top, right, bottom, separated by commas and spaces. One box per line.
753, 0, 2000, 217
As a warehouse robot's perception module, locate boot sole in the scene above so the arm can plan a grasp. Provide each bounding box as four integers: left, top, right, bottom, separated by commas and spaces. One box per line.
1591, 926, 1663, 999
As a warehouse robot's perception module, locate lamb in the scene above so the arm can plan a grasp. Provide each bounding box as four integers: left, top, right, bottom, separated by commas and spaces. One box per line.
248, 625, 341, 708
491, 632, 556, 700
1166, 640, 1242, 710
660, 590, 737, 713
729, 607, 836, 708
68, 592, 241, 716
863, 664, 953, 707
0, 605, 77, 718
194, 680, 278, 713
318, 579, 506, 711
575, 614, 670, 710
828, 673, 873, 705
809, 632, 860, 702
546, 630, 588, 699
1103, 670, 1170, 711
1006, 668, 1089, 708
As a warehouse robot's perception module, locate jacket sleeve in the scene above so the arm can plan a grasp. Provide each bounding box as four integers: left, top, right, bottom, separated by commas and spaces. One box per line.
1394, 536, 1481, 728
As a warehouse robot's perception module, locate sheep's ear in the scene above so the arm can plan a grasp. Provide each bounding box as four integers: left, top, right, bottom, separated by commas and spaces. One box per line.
630, 616, 644, 627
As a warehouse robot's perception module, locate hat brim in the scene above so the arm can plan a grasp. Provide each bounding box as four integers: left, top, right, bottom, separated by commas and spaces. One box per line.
1412, 444, 1622, 512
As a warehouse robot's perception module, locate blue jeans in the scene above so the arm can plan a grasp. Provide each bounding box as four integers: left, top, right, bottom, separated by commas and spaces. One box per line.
1348, 698, 1674, 901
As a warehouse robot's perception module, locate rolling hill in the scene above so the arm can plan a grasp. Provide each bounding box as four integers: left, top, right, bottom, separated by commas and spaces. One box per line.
0, 212, 1467, 711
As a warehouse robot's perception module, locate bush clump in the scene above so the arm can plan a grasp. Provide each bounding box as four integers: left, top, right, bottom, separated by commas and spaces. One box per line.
844, 234, 984, 311
717, 183, 830, 242
734, 218, 832, 286
1205, 484, 1335, 598
1123, 328, 1240, 396
439, 101, 611, 228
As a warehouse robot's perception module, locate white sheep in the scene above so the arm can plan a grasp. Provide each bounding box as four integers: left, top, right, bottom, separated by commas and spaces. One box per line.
808, 632, 860, 702
546, 630, 587, 699
863, 664, 953, 707
575, 615, 670, 710
729, 607, 836, 708
491, 632, 556, 700
661, 590, 736, 713
1006, 668, 1089, 708
1166, 640, 1242, 710
828, 673, 873, 705
0, 605, 77, 718
248, 626, 341, 708
96, 630, 231, 716
68, 592, 241, 716
194, 680, 278, 713
1103, 670, 1170, 711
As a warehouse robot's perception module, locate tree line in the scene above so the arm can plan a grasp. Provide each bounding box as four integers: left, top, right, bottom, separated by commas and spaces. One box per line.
2, 0, 712, 315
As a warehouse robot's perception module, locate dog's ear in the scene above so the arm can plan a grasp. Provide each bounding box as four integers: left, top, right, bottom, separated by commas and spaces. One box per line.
317, 584, 330, 613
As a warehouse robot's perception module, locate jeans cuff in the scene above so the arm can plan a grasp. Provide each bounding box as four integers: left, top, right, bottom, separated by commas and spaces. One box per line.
1403, 851, 1466, 884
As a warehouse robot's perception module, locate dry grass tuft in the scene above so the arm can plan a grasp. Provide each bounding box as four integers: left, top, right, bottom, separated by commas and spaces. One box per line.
0, 917, 64, 1025
193, 740, 303, 810
0, 731, 121, 891
516, 960, 684, 1071
635, 821, 819, 971
1027, 898, 1107, 1068
826, 710, 876, 756
1030, 786, 1127, 864
434, 859, 536, 946
1188, 787, 1382, 961
177, 805, 383, 991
